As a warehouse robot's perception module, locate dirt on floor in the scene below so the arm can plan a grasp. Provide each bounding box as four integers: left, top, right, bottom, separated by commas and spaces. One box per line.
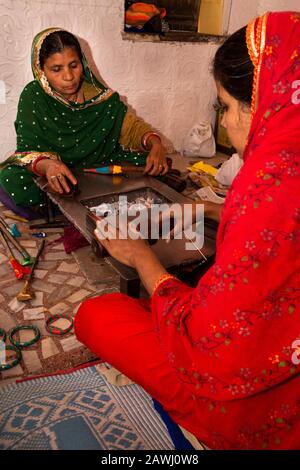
0, 203, 120, 386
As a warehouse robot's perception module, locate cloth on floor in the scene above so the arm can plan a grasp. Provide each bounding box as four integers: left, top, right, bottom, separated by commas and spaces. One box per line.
179, 426, 208, 451
152, 399, 195, 451
61, 224, 90, 254
0, 186, 41, 220
96, 363, 134, 387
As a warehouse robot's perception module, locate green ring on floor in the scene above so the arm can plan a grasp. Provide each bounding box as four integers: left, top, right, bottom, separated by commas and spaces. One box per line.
45, 313, 73, 335
0, 328, 6, 343
9, 325, 41, 349
0, 345, 22, 371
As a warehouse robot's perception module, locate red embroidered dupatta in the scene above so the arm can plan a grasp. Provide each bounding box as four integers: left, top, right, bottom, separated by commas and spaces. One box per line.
151, 12, 300, 449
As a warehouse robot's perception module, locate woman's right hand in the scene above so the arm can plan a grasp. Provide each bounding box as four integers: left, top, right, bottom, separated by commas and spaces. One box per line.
37, 159, 77, 194
160, 200, 223, 243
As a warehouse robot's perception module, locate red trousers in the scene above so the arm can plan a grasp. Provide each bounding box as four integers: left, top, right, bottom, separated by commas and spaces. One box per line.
74, 293, 198, 438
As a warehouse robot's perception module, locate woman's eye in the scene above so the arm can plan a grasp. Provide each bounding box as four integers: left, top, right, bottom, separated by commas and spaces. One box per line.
213, 103, 228, 112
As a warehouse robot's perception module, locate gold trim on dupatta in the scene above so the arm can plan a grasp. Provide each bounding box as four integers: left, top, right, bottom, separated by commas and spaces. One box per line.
2, 151, 61, 168
32, 27, 114, 110
246, 12, 269, 121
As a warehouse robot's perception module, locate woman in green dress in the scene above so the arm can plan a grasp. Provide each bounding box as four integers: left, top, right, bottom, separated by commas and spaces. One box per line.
0, 28, 167, 207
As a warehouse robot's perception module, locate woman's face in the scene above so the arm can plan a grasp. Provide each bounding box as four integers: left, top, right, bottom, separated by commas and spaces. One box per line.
217, 84, 251, 157
42, 47, 83, 98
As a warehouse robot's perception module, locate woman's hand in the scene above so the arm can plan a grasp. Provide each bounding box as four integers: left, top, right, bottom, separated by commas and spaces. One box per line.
143, 136, 168, 176
95, 219, 151, 268
37, 159, 77, 194
159, 200, 223, 243
95, 217, 167, 294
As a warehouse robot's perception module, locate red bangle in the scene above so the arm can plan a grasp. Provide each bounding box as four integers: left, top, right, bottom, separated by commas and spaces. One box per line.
31, 156, 49, 176
142, 132, 162, 151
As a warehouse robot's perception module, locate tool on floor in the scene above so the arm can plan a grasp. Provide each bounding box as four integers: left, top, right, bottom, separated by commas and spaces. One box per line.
16, 239, 45, 301
0, 229, 31, 279
4, 214, 28, 223
0, 218, 34, 265
9, 223, 21, 238
32, 232, 47, 238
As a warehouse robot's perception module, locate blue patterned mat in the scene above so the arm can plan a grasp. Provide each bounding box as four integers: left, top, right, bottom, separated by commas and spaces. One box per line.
0, 365, 174, 450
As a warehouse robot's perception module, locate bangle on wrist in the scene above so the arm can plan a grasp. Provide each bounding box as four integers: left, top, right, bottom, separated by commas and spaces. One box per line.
142, 132, 162, 151
153, 274, 177, 295
31, 156, 49, 176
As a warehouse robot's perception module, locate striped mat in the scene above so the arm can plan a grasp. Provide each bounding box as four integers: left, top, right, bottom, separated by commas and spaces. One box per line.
0, 364, 174, 450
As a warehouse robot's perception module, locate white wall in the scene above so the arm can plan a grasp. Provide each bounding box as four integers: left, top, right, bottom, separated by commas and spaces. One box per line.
0, 0, 298, 160
258, 0, 300, 15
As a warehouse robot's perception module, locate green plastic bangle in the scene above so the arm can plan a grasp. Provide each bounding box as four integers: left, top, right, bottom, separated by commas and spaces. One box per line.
0, 345, 22, 371
9, 325, 41, 349
45, 313, 73, 335
0, 328, 6, 343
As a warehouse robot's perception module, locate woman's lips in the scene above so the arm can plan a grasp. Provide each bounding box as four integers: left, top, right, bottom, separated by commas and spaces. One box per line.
64, 85, 77, 91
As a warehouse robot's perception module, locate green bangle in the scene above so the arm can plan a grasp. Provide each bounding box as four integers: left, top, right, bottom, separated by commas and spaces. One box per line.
0, 328, 6, 343
45, 313, 73, 335
0, 345, 22, 371
9, 325, 41, 349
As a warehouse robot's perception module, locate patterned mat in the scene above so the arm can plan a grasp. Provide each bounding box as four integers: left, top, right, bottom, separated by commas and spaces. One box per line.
0, 364, 174, 450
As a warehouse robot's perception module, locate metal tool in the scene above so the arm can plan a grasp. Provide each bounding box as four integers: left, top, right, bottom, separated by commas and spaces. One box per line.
0, 218, 34, 265
17, 240, 45, 301
185, 235, 208, 262
5, 214, 28, 223
0, 229, 30, 279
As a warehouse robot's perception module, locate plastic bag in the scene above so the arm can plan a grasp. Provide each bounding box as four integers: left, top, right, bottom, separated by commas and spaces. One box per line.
182, 123, 216, 158
215, 153, 243, 186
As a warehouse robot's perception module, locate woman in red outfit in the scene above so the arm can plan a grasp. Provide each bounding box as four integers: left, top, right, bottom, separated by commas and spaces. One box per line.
75, 11, 300, 449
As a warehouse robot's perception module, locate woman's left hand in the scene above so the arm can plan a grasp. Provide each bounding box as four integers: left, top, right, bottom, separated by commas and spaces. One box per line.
144, 138, 168, 176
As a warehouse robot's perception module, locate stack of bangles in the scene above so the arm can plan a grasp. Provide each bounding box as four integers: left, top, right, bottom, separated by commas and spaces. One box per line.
31, 155, 49, 176
152, 274, 177, 294
142, 132, 161, 151
45, 313, 74, 335
0, 325, 41, 371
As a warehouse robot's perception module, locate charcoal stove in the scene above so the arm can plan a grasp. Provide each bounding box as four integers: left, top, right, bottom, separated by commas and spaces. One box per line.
34, 169, 217, 297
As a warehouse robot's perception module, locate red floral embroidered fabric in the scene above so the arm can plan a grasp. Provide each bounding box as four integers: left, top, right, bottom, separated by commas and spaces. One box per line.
151, 12, 300, 449
75, 11, 300, 450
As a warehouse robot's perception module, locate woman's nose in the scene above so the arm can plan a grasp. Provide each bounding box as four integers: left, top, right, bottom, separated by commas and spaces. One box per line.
63, 69, 74, 81
220, 113, 227, 128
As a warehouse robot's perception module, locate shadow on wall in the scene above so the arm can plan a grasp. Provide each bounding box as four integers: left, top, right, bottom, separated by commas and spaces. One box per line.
78, 35, 174, 153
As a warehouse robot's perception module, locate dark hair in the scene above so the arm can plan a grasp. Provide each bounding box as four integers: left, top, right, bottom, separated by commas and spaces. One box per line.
213, 26, 254, 105
39, 30, 83, 68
